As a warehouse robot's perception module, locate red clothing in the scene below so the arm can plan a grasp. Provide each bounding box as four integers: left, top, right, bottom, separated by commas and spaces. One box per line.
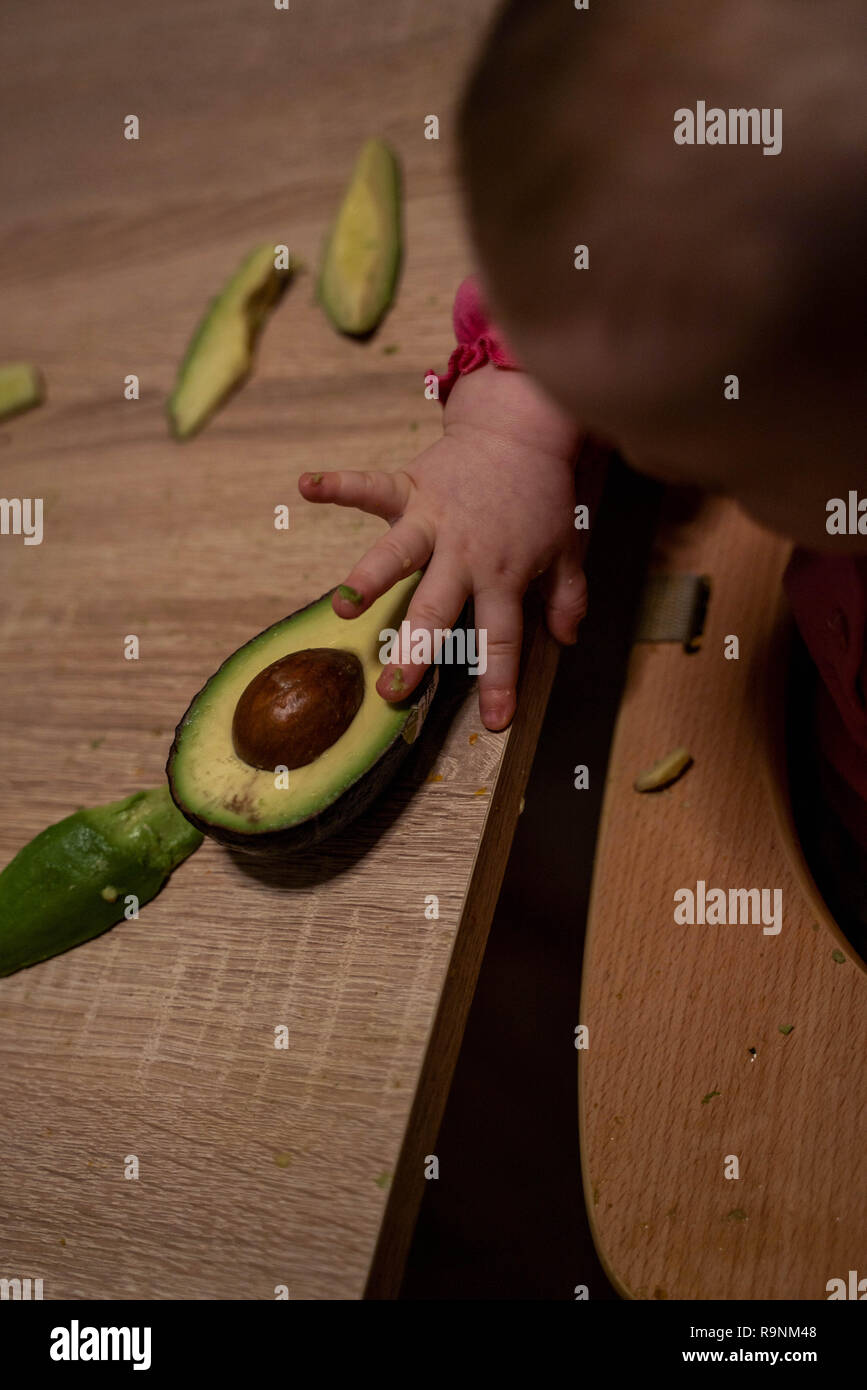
433, 275, 608, 550
783, 552, 867, 849
435, 276, 867, 848
433, 276, 522, 404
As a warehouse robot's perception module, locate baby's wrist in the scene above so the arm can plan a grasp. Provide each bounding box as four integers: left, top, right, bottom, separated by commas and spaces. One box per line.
443, 362, 582, 463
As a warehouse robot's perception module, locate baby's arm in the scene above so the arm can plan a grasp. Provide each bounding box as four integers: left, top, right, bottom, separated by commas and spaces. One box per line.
299, 361, 591, 731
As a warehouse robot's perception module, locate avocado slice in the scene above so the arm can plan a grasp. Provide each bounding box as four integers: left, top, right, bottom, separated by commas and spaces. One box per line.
0, 362, 44, 421
318, 138, 402, 336
167, 242, 293, 440
0, 786, 203, 976
167, 573, 438, 854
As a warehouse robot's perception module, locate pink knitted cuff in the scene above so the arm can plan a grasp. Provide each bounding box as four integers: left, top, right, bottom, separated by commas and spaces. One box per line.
430, 275, 522, 405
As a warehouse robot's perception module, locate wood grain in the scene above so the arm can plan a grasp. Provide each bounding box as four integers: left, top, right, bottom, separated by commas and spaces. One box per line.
580, 495, 867, 1300
0, 0, 544, 1301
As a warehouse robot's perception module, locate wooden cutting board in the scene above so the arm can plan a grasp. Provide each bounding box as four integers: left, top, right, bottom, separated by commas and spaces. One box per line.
580, 494, 867, 1300
0, 0, 547, 1301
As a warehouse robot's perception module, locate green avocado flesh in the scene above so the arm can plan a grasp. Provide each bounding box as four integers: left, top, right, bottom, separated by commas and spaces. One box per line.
0, 362, 43, 421
0, 787, 203, 977
167, 242, 293, 440
318, 138, 401, 336
168, 573, 435, 850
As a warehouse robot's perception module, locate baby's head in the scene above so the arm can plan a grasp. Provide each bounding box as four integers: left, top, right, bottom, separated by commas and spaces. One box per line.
458, 0, 866, 550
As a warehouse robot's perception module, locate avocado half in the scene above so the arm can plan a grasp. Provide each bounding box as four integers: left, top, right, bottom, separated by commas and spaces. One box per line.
167, 573, 437, 855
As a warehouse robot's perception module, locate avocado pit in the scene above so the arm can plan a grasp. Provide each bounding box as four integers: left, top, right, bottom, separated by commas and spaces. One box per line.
232, 647, 365, 771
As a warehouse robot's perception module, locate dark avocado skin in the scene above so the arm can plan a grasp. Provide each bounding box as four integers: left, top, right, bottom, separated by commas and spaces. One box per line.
166, 588, 441, 858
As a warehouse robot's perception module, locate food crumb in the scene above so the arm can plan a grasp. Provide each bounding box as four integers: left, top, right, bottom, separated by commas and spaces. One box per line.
426, 772, 443, 783
474, 786, 488, 796
725, 1209, 747, 1222
634, 746, 692, 793
701, 1090, 721, 1104
89, 737, 105, 749
374, 1171, 391, 1190
831, 949, 846, 964
100, 886, 118, 903
468, 733, 479, 745
273, 1152, 292, 1169
382, 344, 400, 355
778, 1024, 795, 1035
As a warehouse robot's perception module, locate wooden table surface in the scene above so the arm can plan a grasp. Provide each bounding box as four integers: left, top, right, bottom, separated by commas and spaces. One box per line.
0, 0, 557, 1301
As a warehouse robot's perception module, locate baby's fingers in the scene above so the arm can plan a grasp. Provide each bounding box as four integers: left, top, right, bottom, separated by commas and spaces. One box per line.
334, 517, 434, 617
376, 561, 468, 702
299, 468, 413, 521
541, 546, 588, 645
473, 588, 524, 731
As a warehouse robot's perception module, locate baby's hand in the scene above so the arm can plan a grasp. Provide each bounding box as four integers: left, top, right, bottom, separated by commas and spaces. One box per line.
298, 363, 586, 730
